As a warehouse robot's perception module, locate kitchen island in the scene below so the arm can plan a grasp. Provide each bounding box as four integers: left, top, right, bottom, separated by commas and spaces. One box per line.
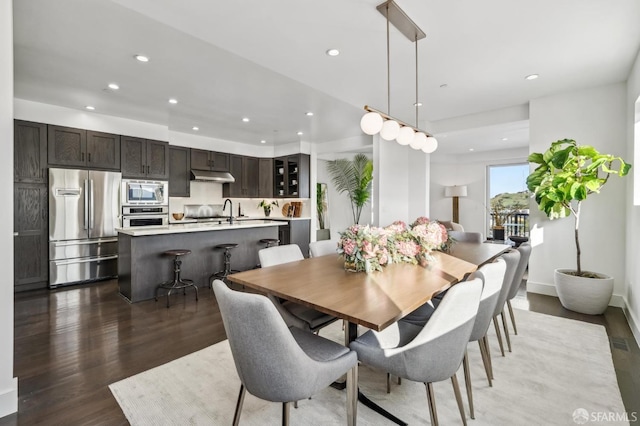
117, 220, 281, 302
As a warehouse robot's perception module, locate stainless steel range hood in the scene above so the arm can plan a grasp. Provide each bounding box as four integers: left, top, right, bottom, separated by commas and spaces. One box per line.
190, 170, 235, 183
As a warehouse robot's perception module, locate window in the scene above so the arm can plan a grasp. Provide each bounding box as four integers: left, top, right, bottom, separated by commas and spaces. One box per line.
487, 163, 530, 239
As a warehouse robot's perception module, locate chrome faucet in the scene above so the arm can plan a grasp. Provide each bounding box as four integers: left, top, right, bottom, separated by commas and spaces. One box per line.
223, 198, 233, 225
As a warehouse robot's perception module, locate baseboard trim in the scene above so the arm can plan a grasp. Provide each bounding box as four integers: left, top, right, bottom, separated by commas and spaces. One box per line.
0, 377, 18, 418
527, 281, 626, 308
622, 298, 640, 349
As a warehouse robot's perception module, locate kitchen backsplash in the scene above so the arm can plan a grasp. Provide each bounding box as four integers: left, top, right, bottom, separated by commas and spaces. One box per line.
169, 181, 310, 218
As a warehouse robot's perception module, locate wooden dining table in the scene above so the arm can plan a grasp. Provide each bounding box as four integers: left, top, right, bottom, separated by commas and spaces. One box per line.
227, 241, 511, 425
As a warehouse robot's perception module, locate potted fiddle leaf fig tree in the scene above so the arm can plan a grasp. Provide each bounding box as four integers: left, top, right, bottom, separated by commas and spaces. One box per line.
526, 139, 631, 314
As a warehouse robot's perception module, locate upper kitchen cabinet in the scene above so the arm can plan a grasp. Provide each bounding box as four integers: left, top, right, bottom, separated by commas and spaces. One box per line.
223, 155, 258, 198
14, 120, 47, 183
258, 158, 273, 198
121, 136, 169, 180
47, 125, 120, 170
273, 154, 310, 198
169, 146, 190, 197
191, 149, 230, 172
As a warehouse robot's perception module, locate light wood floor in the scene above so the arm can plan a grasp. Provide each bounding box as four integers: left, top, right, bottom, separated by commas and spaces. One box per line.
0, 278, 638, 425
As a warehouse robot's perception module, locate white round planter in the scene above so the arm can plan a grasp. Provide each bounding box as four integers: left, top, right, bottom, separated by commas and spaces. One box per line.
554, 269, 614, 315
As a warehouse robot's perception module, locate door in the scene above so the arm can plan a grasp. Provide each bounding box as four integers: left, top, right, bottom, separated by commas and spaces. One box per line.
145, 140, 169, 179
121, 136, 147, 178
14, 183, 48, 288
49, 168, 88, 241
14, 120, 47, 183
48, 125, 87, 167
87, 131, 120, 170
88, 170, 121, 239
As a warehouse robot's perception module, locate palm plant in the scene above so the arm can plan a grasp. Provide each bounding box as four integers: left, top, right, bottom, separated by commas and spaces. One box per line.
316, 183, 327, 229
326, 153, 373, 225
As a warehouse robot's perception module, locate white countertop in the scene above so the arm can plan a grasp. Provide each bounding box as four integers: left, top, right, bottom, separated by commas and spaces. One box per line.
117, 219, 282, 236
168, 215, 311, 225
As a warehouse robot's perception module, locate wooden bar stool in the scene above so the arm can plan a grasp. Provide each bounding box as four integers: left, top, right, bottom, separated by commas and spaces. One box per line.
210, 243, 240, 287
155, 249, 198, 308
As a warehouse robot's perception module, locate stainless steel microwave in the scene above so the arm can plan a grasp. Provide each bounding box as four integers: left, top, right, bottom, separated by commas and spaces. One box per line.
121, 179, 168, 206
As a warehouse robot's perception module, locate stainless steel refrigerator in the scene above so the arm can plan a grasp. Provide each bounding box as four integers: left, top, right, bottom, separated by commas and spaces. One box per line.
49, 168, 121, 288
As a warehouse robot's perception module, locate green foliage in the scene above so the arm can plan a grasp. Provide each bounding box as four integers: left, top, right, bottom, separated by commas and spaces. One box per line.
526, 138, 631, 275
257, 199, 278, 212
316, 183, 327, 229
326, 153, 373, 225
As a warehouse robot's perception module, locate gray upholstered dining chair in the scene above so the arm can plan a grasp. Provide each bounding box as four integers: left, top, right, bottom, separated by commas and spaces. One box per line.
439, 220, 464, 231
259, 244, 339, 333
212, 280, 358, 426
461, 259, 506, 419
308, 239, 339, 257
490, 249, 520, 358
349, 277, 483, 426
502, 242, 532, 350
448, 230, 484, 243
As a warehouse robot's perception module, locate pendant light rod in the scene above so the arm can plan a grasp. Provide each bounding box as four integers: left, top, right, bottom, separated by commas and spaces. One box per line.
363, 105, 433, 137
415, 35, 419, 127
386, 2, 391, 115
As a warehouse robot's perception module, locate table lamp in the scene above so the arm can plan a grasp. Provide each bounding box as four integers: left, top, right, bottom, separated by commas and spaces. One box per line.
445, 185, 468, 223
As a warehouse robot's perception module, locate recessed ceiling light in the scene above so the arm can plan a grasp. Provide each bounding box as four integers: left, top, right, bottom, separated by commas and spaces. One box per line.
439, 83, 448, 88
326, 49, 340, 56
525, 74, 539, 80
413, 102, 423, 107
108, 83, 119, 90
306, 112, 314, 116
135, 55, 150, 62
260, 140, 266, 144
192, 126, 199, 131
242, 117, 250, 122
168, 98, 178, 104
502, 137, 508, 141
85, 105, 95, 110
469, 148, 474, 152
297, 131, 303, 136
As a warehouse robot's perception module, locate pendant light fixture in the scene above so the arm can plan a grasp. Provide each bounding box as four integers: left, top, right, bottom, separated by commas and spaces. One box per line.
360, 0, 438, 153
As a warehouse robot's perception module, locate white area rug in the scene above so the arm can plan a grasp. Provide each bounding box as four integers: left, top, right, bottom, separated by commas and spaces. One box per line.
109, 309, 629, 425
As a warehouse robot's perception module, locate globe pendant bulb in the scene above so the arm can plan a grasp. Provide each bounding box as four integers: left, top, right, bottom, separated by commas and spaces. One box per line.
396, 126, 415, 145
410, 132, 427, 150
360, 112, 383, 135
422, 136, 438, 153
380, 120, 400, 141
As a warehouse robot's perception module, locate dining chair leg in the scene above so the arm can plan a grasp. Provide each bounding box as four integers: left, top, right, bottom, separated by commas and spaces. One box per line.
425, 382, 439, 426
451, 373, 468, 426
483, 335, 494, 379
398, 377, 401, 385
347, 365, 358, 426
386, 372, 391, 393
478, 338, 493, 387
462, 351, 474, 419
501, 310, 512, 352
493, 316, 505, 356
232, 385, 246, 426
507, 300, 518, 335
282, 402, 290, 426
293, 401, 298, 409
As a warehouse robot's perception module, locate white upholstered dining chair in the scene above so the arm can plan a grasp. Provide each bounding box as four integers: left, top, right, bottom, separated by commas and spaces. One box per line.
308, 239, 339, 257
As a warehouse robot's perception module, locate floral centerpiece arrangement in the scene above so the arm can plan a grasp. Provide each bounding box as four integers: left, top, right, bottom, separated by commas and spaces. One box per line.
338, 218, 451, 273
337, 225, 388, 272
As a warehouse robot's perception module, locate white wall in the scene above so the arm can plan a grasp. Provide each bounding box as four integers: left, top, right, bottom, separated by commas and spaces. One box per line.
429, 148, 529, 235
0, 0, 17, 417
528, 83, 628, 305
625, 48, 640, 343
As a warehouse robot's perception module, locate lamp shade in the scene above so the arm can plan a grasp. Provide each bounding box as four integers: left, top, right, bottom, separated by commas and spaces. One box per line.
380, 119, 400, 141
445, 185, 468, 197
360, 112, 383, 135
411, 132, 427, 150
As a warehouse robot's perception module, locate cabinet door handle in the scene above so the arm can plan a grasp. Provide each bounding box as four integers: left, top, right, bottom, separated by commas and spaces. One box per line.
141, 164, 145, 174
88, 153, 91, 163
147, 165, 150, 174
82, 152, 85, 161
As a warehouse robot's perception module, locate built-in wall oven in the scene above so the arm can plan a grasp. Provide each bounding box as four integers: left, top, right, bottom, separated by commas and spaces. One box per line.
121, 179, 169, 227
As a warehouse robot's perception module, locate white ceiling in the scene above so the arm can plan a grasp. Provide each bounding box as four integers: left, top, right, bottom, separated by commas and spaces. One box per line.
13, 0, 640, 154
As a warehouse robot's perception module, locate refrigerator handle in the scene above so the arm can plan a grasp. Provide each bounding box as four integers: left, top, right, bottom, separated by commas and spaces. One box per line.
89, 179, 95, 230
84, 179, 89, 230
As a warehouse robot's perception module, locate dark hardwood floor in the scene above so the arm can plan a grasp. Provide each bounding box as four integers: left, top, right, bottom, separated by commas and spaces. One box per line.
1, 277, 638, 425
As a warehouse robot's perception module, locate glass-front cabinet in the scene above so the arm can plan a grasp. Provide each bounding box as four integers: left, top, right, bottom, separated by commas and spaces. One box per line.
273, 154, 309, 198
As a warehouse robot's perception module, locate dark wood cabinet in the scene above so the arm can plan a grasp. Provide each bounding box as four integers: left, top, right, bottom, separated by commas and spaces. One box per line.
121, 136, 169, 179
273, 154, 310, 198
169, 146, 191, 197
14, 183, 49, 290
14, 120, 47, 183
258, 158, 273, 198
48, 125, 120, 170
223, 155, 259, 198
190, 149, 229, 172
277, 219, 311, 257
